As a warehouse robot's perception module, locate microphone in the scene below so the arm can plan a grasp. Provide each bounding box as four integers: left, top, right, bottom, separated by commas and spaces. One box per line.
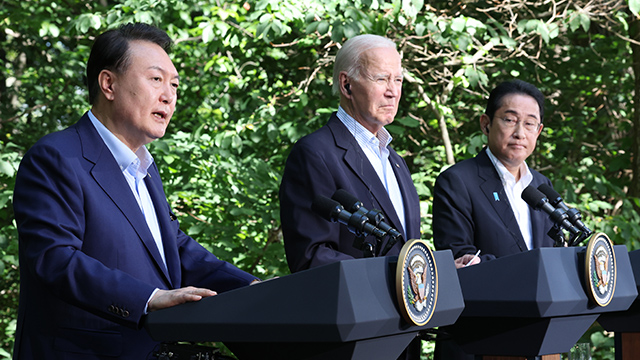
311, 195, 388, 240
332, 189, 403, 238
521, 186, 581, 236
537, 184, 592, 237
331, 189, 404, 255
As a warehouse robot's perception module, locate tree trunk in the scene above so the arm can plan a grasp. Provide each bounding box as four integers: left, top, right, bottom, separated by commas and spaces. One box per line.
0, 29, 6, 101
629, 14, 640, 201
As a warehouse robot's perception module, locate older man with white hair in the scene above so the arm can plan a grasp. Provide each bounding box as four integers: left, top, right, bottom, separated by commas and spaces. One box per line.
280, 34, 421, 273
280, 31, 423, 360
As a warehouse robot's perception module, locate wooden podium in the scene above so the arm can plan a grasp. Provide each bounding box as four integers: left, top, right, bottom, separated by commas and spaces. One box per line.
598, 249, 640, 360
145, 251, 465, 360
446, 246, 637, 358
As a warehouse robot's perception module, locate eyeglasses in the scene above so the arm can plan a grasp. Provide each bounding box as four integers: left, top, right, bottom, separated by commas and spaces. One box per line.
496, 117, 541, 133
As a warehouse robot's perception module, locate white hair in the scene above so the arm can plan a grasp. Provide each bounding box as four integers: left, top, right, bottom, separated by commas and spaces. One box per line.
331, 34, 398, 95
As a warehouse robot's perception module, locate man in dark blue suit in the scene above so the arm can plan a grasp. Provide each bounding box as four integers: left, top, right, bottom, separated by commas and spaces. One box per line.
279, 34, 424, 360
279, 34, 422, 273
432, 80, 563, 359
12, 23, 259, 359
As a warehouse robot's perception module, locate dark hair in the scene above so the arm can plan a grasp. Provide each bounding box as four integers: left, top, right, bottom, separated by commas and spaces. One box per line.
485, 79, 545, 123
86, 23, 173, 105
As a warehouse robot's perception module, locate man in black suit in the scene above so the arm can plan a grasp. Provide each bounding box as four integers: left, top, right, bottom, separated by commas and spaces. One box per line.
432, 79, 563, 359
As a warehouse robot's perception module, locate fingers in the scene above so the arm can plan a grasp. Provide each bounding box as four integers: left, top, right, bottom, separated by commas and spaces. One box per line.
453, 254, 481, 269
148, 287, 217, 312
182, 286, 217, 298
454, 256, 468, 269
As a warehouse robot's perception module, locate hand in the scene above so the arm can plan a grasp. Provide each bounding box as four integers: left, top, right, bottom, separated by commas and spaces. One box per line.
148, 286, 217, 312
454, 253, 481, 269
250, 276, 278, 285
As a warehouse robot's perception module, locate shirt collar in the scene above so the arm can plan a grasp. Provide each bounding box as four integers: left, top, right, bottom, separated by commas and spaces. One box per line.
88, 110, 154, 177
486, 147, 532, 186
336, 106, 393, 148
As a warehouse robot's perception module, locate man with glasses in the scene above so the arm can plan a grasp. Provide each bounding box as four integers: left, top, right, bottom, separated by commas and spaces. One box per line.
432, 79, 562, 264
431, 79, 563, 359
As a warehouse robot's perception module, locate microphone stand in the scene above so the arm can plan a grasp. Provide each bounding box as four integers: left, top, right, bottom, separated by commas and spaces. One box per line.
548, 224, 567, 247
352, 234, 376, 258
365, 209, 385, 256
548, 226, 589, 247
570, 230, 591, 247
380, 232, 402, 256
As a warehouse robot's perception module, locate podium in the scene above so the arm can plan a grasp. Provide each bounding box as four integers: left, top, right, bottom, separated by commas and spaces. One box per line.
598, 249, 640, 360
447, 246, 637, 357
145, 251, 465, 360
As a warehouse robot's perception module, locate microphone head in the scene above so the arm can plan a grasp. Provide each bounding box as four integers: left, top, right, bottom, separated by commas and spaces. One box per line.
332, 189, 362, 213
537, 184, 563, 207
311, 195, 343, 222
521, 186, 547, 209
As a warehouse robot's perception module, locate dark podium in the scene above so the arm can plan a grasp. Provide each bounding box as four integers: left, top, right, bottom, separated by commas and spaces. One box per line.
145, 250, 465, 360
598, 249, 640, 360
447, 246, 637, 357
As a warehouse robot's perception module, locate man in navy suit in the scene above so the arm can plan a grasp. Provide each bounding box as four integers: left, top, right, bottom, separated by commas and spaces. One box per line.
279, 34, 425, 359
12, 23, 259, 359
279, 34, 422, 273
432, 80, 563, 359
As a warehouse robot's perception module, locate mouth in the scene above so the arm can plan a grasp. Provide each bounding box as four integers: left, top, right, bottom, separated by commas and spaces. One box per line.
153, 111, 168, 121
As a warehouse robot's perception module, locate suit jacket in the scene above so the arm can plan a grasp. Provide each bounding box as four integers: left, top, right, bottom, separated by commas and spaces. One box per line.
12, 113, 257, 359
432, 147, 559, 262
279, 113, 421, 273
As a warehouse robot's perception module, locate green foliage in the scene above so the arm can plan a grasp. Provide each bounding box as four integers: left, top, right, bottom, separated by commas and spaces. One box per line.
0, 141, 19, 357
1, 0, 639, 358
568, 323, 615, 360
630, 0, 640, 16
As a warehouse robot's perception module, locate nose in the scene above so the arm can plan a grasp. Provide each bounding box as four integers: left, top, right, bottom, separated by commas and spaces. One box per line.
512, 122, 526, 138
160, 83, 176, 104
386, 80, 401, 98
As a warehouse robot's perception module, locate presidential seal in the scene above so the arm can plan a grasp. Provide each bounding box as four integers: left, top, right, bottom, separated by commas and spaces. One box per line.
585, 232, 616, 307
396, 239, 438, 326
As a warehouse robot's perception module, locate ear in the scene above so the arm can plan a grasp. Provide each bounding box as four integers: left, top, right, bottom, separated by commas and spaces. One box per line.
98, 70, 116, 101
535, 122, 544, 137
480, 114, 491, 135
338, 71, 351, 98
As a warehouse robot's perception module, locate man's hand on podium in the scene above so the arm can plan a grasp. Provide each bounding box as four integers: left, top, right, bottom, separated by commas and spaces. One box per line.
148, 286, 217, 312
454, 251, 481, 269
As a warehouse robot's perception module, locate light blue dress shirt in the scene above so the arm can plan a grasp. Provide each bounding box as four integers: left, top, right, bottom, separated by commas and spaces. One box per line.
336, 106, 406, 237
87, 111, 166, 266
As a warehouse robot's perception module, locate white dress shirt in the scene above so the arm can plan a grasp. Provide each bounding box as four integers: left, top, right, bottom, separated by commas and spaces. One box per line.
486, 147, 534, 250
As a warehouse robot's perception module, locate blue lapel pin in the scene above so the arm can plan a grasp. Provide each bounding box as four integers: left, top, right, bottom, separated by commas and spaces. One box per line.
493, 192, 500, 201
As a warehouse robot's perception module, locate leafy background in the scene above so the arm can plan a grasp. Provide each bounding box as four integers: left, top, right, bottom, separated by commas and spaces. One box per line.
2, 0, 640, 358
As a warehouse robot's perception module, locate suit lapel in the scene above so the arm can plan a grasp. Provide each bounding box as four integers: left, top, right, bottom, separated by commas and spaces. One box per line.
476, 149, 527, 252
77, 114, 174, 287
144, 166, 181, 287
389, 150, 417, 239
328, 116, 407, 238
528, 176, 555, 248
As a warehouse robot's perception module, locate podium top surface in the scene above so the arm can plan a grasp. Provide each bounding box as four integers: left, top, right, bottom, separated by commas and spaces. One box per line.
457, 245, 637, 318
145, 252, 464, 343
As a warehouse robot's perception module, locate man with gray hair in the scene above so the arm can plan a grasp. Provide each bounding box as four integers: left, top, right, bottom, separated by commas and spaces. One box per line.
279, 34, 423, 358
279, 33, 421, 274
